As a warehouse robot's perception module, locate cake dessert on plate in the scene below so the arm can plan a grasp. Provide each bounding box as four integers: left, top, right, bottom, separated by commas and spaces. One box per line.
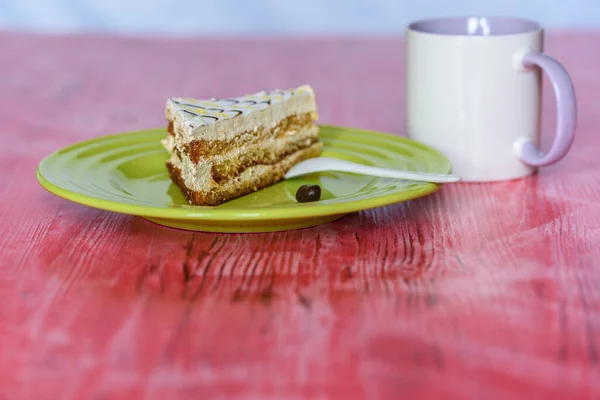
162, 85, 321, 206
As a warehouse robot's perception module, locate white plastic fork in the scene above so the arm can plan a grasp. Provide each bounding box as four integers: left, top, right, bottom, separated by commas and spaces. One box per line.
284, 157, 461, 183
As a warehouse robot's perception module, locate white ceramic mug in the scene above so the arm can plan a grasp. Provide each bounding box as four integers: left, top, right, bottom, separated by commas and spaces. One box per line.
405, 16, 577, 182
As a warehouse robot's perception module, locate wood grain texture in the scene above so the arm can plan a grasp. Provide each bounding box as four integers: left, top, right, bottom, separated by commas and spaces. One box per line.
1, 31, 600, 399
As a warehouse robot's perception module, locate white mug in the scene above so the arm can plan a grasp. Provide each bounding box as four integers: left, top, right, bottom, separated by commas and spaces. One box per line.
405, 16, 577, 182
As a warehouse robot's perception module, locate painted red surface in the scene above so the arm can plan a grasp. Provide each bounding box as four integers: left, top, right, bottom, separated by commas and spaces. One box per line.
1, 32, 600, 399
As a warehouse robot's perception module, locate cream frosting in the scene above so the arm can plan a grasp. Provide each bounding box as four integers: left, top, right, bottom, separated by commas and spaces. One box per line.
169, 125, 319, 192
169, 147, 321, 202
160, 135, 175, 153
165, 85, 318, 144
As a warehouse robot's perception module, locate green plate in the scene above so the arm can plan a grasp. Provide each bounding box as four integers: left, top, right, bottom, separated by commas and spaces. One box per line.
36, 125, 452, 233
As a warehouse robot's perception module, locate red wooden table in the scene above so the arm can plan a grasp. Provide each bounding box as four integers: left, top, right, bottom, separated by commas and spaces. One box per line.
1, 31, 599, 399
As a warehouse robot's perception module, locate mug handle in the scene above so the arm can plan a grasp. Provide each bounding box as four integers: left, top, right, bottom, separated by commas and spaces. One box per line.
513, 53, 577, 167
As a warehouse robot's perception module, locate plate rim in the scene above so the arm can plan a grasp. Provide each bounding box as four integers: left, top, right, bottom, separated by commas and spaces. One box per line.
36, 124, 451, 221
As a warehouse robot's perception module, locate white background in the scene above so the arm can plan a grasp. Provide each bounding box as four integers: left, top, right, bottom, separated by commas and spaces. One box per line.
0, 0, 597, 36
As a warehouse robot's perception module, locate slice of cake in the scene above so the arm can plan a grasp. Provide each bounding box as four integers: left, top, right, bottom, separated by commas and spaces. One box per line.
162, 85, 322, 206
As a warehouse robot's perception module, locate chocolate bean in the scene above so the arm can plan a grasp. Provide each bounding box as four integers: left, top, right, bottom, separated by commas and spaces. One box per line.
295, 184, 321, 203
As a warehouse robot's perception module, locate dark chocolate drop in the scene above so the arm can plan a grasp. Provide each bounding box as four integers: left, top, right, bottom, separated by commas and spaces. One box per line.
295, 185, 321, 203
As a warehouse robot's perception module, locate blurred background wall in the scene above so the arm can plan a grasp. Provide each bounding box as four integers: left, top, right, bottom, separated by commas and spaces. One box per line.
0, 0, 597, 37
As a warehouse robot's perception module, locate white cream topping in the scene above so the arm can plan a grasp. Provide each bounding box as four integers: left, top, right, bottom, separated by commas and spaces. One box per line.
165, 85, 317, 144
